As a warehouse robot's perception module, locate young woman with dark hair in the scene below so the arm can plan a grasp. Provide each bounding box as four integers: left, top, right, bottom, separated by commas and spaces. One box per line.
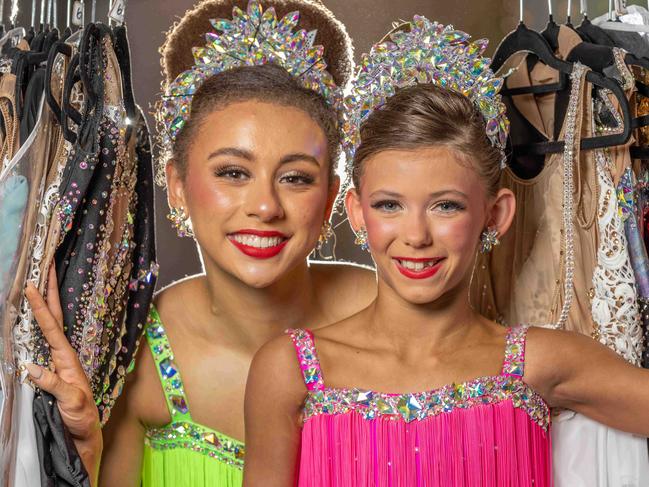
24, 1, 376, 486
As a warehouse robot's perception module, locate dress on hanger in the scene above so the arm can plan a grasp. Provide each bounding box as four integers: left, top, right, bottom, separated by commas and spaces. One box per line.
99, 23, 158, 424
593, 5, 649, 57
476, 26, 649, 487
1, 95, 59, 487
102, 106, 157, 424
142, 307, 244, 487
472, 28, 598, 336
288, 327, 552, 486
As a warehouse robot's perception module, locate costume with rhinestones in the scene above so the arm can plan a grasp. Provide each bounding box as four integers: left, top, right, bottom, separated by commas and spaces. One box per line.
309, 17, 552, 485
142, 307, 244, 487
471, 25, 649, 487
287, 327, 552, 486
143, 1, 349, 483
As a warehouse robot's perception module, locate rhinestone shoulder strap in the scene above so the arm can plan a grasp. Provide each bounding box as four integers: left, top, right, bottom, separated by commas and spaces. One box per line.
145, 306, 192, 422
286, 328, 325, 391
500, 326, 528, 378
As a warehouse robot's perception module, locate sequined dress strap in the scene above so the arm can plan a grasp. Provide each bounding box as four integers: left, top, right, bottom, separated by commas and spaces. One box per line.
145, 307, 192, 422
500, 326, 528, 378
286, 328, 325, 391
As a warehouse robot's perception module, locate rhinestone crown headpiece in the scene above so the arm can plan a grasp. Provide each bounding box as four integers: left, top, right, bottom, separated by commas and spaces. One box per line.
342, 16, 510, 172
156, 0, 342, 163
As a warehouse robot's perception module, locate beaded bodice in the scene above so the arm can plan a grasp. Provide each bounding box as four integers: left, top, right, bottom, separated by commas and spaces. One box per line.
143, 307, 245, 469
287, 326, 550, 431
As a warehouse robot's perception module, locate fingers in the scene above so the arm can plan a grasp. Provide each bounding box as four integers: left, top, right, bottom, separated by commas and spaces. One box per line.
25, 283, 70, 352
46, 264, 64, 326
25, 363, 79, 405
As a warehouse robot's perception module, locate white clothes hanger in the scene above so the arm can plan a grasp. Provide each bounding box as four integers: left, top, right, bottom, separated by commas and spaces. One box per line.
598, 0, 649, 32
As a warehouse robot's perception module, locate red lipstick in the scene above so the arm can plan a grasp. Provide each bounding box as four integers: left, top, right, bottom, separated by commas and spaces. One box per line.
228, 229, 289, 259
393, 257, 444, 280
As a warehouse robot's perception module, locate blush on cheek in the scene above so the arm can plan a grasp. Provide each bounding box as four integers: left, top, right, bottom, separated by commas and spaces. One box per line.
434, 217, 478, 253
364, 215, 397, 250
184, 172, 242, 222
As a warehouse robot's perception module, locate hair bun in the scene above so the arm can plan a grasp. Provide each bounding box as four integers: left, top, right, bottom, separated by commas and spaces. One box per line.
161, 0, 354, 88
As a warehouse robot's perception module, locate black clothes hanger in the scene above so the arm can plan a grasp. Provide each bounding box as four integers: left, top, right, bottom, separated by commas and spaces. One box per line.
12, 27, 60, 122
45, 40, 72, 125
31, 23, 46, 51
62, 24, 107, 147
565, 43, 649, 138
25, 25, 35, 44
61, 51, 80, 143
577, 15, 616, 45
492, 24, 633, 156
542, 0, 587, 47
542, 14, 562, 51
491, 22, 568, 95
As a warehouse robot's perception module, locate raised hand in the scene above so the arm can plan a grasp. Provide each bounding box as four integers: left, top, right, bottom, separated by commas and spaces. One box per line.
24, 264, 102, 484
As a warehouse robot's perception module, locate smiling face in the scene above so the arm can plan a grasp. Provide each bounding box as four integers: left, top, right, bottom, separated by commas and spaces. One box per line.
346, 146, 514, 305
167, 100, 339, 288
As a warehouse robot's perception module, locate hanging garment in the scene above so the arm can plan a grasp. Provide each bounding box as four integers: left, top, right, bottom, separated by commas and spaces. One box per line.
97, 24, 158, 424
0, 92, 49, 487
28, 23, 156, 486
142, 307, 244, 487
478, 28, 649, 486
628, 65, 649, 367
287, 327, 551, 486
473, 30, 598, 336
12, 41, 74, 487
552, 148, 649, 487
101, 106, 157, 424
593, 5, 649, 57
52, 24, 137, 397
0, 71, 20, 172
0, 174, 28, 302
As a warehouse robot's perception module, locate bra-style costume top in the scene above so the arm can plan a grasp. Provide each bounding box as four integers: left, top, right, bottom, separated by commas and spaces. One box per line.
142, 307, 244, 487
288, 327, 552, 487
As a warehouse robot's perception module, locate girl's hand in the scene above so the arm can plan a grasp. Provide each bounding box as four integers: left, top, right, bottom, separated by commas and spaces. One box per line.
24, 265, 102, 484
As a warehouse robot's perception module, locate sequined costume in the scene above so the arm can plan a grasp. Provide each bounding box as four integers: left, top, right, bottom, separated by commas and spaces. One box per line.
472, 26, 649, 487
142, 307, 244, 487
287, 327, 552, 486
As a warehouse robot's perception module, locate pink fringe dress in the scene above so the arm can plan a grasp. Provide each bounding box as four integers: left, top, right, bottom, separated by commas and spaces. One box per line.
287, 326, 552, 486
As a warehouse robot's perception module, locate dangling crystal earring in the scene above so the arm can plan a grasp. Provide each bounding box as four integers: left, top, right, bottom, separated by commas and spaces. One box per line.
167, 206, 194, 238
354, 227, 369, 251
479, 228, 500, 254
317, 221, 334, 251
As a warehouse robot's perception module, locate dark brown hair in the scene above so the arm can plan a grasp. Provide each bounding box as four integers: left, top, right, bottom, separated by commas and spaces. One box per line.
351, 84, 502, 196
156, 0, 354, 186
161, 0, 353, 88
169, 63, 341, 183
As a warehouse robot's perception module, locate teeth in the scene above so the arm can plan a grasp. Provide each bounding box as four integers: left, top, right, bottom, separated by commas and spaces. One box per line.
398, 259, 438, 271
232, 234, 284, 248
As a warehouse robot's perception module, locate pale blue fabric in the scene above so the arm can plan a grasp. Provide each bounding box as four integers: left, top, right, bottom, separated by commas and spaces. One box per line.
0, 174, 28, 302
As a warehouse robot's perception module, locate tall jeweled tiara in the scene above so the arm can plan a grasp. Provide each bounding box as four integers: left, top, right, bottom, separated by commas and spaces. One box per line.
342, 16, 510, 172
156, 0, 343, 163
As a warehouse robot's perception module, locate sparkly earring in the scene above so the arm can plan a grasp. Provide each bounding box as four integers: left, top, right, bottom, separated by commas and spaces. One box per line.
480, 228, 500, 254
354, 227, 369, 251
317, 221, 334, 251
167, 206, 194, 238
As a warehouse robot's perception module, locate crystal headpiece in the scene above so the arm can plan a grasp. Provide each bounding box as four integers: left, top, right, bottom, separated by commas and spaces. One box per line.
156, 0, 342, 163
342, 16, 509, 172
